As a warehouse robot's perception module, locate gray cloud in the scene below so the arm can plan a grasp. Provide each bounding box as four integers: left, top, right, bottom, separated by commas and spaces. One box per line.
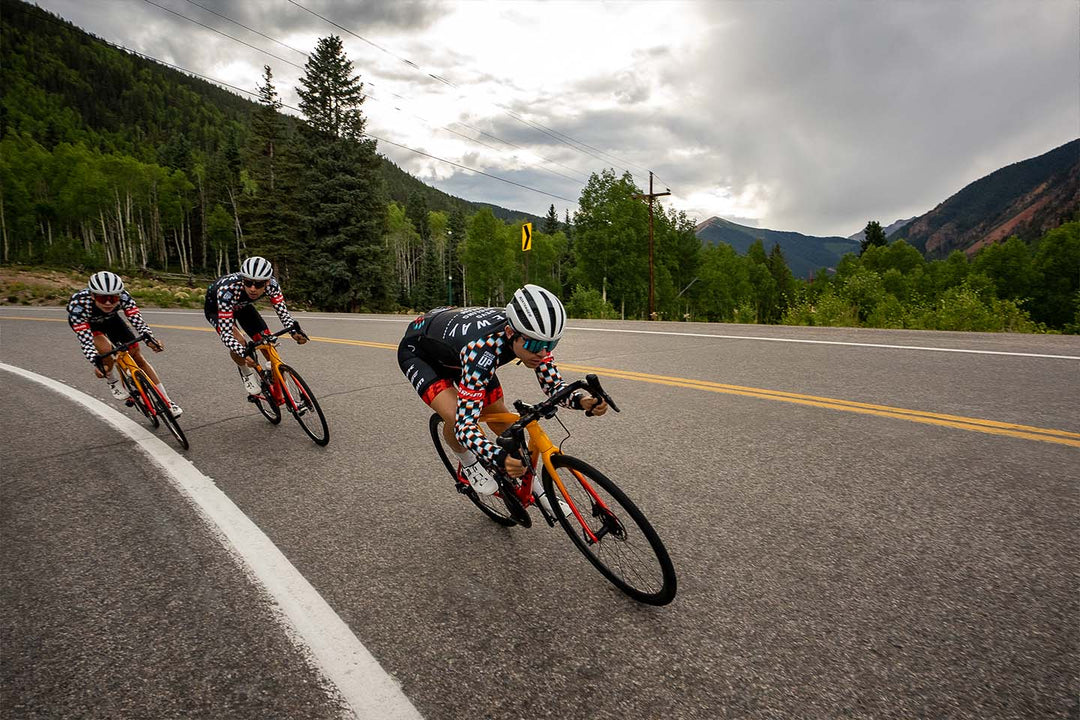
28, 0, 1080, 237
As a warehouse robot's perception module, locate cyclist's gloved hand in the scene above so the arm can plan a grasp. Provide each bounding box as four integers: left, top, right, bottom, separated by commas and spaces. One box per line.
582, 396, 608, 417
289, 322, 309, 344
146, 336, 164, 352
93, 358, 107, 379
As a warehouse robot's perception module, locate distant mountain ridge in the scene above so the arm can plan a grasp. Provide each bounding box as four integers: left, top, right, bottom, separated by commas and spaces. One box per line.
694, 217, 859, 278
895, 139, 1080, 258
847, 217, 915, 244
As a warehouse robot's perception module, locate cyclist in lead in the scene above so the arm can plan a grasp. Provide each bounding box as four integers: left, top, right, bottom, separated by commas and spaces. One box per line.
204, 256, 308, 396
67, 271, 182, 416
399, 284, 608, 513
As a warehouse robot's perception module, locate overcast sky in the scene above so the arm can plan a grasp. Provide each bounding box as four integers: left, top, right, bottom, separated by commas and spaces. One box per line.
29, 0, 1080, 237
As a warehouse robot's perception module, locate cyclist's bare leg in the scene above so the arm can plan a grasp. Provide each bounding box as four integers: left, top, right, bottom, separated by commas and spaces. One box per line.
92, 335, 116, 375
227, 327, 273, 367
429, 386, 466, 453
129, 344, 162, 385
430, 387, 513, 451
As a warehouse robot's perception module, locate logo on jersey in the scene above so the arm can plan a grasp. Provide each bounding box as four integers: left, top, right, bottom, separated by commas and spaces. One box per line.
477, 351, 496, 368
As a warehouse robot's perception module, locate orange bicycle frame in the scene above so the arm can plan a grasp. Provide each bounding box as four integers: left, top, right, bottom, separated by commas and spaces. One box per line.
113, 350, 155, 411
478, 409, 606, 542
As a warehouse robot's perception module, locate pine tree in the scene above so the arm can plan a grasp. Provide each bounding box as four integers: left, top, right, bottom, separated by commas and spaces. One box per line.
296, 36, 367, 141
293, 35, 391, 311
243, 65, 300, 282
860, 220, 888, 255
252, 65, 283, 193
543, 204, 560, 234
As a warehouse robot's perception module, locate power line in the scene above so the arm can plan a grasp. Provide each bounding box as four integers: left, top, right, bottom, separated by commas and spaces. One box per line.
283, 0, 649, 177
139, 0, 304, 70
103, 39, 580, 206
180, 0, 309, 59
142, 0, 591, 187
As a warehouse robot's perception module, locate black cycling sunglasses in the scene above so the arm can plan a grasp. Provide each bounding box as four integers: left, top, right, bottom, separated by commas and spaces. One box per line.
243, 279, 269, 289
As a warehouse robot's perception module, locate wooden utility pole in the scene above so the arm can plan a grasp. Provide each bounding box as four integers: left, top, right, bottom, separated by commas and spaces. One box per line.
635, 172, 670, 320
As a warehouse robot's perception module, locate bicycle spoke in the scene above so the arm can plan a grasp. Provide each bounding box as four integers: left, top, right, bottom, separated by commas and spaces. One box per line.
278, 365, 329, 446
546, 455, 677, 605
429, 414, 517, 526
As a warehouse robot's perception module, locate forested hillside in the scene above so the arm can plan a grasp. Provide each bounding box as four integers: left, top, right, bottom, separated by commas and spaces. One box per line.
1, 0, 1077, 331
898, 139, 1080, 258
695, 217, 858, 279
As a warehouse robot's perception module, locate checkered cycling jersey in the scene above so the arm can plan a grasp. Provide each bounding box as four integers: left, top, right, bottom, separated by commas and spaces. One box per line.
207, 273, 296, 355
409, 306, 572, 467
67, 289, 154, 365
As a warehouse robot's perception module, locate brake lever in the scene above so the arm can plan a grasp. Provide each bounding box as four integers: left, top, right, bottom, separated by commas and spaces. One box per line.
584, 374, 620, 414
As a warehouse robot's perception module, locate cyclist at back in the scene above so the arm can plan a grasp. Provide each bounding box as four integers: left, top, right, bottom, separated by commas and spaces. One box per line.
399, 284, 607, 512
67, 271, 182, 416
204, 256, 308, 396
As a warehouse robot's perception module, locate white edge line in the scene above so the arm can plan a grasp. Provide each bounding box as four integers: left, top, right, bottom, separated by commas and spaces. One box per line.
575, 327, 1080, 360
6, 307, 1078, 360
0, 362, 424, 720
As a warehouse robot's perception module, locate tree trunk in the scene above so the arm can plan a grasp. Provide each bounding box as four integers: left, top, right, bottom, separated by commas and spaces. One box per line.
227, 185, 245, 257
100, 210, 113, 265
0, 189, 8, 263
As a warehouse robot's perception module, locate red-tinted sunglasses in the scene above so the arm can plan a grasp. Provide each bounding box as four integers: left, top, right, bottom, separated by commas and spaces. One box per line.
94, 294, 120, 304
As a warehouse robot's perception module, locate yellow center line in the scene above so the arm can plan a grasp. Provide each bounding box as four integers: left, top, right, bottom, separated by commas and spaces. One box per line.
4, 314, 1077, 447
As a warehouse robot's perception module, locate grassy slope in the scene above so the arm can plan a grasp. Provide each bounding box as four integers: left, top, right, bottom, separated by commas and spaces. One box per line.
0, 266, 208, 309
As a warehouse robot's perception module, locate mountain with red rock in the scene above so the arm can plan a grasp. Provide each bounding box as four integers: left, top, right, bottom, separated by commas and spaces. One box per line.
895, 139, 1079, 258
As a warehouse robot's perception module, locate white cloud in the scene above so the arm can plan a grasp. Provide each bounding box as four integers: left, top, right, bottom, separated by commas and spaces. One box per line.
30, 0, 1080, 236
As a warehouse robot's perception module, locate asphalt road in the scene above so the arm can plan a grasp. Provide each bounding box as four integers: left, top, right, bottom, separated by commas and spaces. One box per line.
2, 307, 1078, 720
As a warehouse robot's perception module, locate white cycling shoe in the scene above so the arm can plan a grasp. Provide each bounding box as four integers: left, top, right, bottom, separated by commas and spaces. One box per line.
241, 372, 263, 395
538, 493, 572, 519
168, 403, 183, 418
107, 380, 127, 401
460, 462, 498, 495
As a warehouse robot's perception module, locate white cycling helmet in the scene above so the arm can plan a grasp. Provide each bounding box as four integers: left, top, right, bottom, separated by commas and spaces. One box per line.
505, 284, 567, 342
87, 271, 124, 295
240, 256, 273, 281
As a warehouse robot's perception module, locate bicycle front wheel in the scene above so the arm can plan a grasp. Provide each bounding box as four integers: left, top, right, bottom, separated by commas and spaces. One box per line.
129, 369, 159, 428
145, 383, 189, 450
278, 365, 329, 446
429, 413, 516, 526
543, 454, 677, 605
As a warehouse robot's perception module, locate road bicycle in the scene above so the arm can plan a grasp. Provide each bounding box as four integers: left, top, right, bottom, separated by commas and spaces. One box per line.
96, 334, 188, 450
430, 374, 677, 606
243, 328, 329, 446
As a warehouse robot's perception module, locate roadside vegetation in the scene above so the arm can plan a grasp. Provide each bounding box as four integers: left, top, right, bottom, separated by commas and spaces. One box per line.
2, 2, 1077, 333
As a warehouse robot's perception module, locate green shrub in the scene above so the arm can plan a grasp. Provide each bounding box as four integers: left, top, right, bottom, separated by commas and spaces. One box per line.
565, 285, 617, 319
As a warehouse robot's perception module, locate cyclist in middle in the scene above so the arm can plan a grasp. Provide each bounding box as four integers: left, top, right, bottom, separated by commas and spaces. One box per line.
204, 256, 308, 397
399, 284, 608, 513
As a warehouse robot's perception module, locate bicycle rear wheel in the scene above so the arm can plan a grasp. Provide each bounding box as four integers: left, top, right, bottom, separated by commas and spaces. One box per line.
128, 369, 159, 428
145, 382, 189, 450
248, 368, 281, 424
278, 365, 329, 446
543, 454, 677, 605
429, 413, 515, 526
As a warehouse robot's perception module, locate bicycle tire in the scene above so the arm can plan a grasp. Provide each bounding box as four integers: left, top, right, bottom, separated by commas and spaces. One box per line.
278, 365, 329, 446
429, 413, 516, 526
543, 454, 677, 605
129, 369, 159, 428
249, 368, 281, 425
145, 382, 190, 450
